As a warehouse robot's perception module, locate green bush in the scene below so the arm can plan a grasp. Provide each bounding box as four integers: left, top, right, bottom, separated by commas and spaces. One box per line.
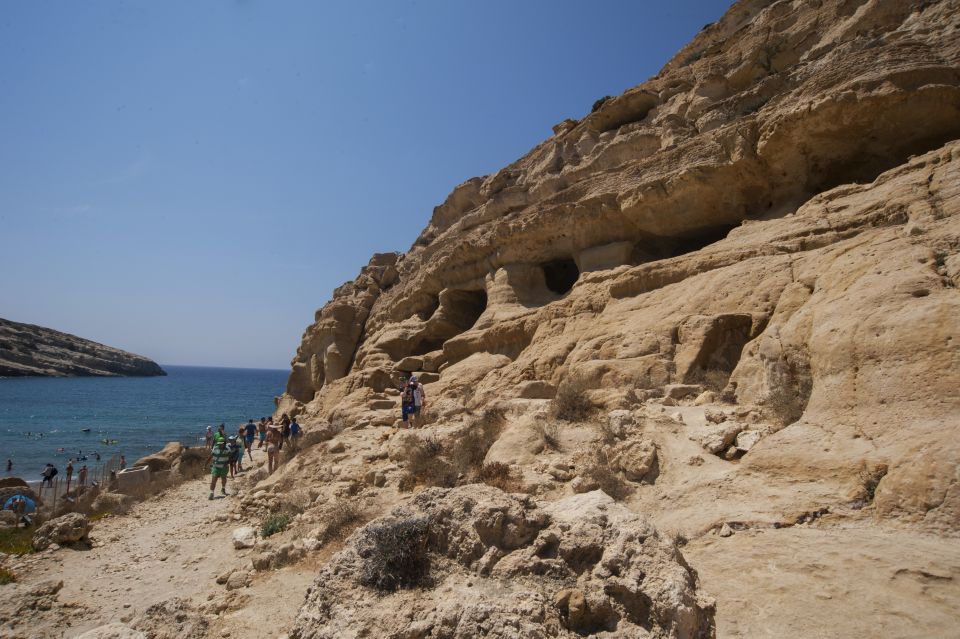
0, 527, 35, 555
261, 513, 291, 538
356, 517, 431, 592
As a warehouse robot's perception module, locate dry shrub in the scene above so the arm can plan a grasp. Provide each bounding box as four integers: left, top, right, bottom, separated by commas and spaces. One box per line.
356, 516, 431, 592
320, 498, 366, 543
406, 434, 456, 488
763, 353, 813, 426
478, 462, 524, 493
688, 368, 731, 392
581, 449, 632, 501
534, 421, 562, 451
551, 376, 595, 422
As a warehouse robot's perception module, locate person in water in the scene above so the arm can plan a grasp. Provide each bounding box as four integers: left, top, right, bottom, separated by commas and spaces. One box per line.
5, 459, 11, 473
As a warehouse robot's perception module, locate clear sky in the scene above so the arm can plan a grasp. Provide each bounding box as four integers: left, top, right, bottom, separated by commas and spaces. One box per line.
1, 0, 732, 370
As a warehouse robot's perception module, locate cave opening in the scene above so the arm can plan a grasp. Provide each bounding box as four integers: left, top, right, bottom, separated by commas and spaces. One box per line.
444, 289, 488, 332
542, 258, 580, 295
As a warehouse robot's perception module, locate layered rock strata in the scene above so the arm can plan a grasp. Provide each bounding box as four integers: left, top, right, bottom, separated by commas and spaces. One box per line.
0, 317, 165, 377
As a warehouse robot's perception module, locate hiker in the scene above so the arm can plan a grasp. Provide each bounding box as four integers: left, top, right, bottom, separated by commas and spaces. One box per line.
412, 375, 426, 419
234, 426, 245, 471
244, 419, 257, 460
289, 416, 301, 450
227, 436, 241, 478
279, 413, 291, 451
401, 376, 426, 428
257, 417, 267, 449
41, 463, 58, 486
207, 438, 231, 500
266, 424, 281, 475
66, 460, 74, 491
119, 455, 126, 470
78, 465, 88, 488
205, 426, 214, 449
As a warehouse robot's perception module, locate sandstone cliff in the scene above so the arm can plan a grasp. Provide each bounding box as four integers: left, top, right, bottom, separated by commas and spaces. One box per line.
0, 317, 166, 377
266, 0, 960, 636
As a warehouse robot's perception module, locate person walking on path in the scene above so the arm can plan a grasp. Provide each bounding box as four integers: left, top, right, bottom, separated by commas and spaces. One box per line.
257, 418, 267, 449
227, 436, 241, 478
207, 438, 231, 500
66, 460, 74, 492
244, 420, 256, 460
266, 424, 281, 475
78, 465, 88, 488
401, 376, 426, 428
233, 427, 245, 472
289, 416, 301, 451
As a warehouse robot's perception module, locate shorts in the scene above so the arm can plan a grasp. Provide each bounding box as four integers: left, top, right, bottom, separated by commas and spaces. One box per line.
211, 465, 228, 478
245, 435, 255, 445
259, 432, 266, 442
402, 404, 419, 420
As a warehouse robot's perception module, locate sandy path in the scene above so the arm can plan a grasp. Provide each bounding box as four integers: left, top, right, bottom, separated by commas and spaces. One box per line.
20, 446, 316, 638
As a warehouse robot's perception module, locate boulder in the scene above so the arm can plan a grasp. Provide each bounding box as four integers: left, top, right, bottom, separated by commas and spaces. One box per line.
32, 512, 90, 550
664, 384, 701, 400
225, 570, 252, 590
609, 439, 658, 482
232, 527, 257, 549
606, 409, 635, 438
693, 421, 744, 455
735, 429, 763, 452
133, 442, 183, 472
91, 492, 134, 515
290, 486, 715, 639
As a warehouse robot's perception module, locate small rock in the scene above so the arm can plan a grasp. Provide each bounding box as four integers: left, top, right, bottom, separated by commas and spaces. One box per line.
570, 476, 599, 494
225, 570, 251, 591
718, 523, 733, 538
664, 384, 701, 400
232, 527, 258, 549
661, 396, 678, 407
693, 391, 716, 406
329, 441, 346, 454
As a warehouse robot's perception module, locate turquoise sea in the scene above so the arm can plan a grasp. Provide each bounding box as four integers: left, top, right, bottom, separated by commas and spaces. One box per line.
0, 365, 288, 481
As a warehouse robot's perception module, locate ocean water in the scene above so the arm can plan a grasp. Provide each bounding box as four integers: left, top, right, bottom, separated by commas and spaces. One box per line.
0, 365, 288, 481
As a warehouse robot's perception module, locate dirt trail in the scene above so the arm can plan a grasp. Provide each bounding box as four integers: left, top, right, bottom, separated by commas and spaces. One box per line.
15, 446, 316, 639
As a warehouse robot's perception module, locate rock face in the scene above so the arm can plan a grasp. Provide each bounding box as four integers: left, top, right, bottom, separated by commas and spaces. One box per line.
277, 1, 960, 636
291, 486, 714, 639
0, 317, 165, 377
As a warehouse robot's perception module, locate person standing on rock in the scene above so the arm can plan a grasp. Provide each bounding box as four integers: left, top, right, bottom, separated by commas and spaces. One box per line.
257, 417, 267, 449
78, 465, 88, 488
412, 375, 426, 423
65, 460, 74, 492
279, 413, 291, 451
266, 424, 281, 474
244, 419, 257, 460
401, 379, 417, 428
208, 437, 231, 499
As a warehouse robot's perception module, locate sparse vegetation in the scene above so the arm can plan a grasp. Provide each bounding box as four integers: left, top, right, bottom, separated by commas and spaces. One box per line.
320, 499, 366, 543
591, 95, 613, 112
672, 531, 689, 547
688, 367, 731, 393
551, 376, 595, 422
0, 566, 16, 585
0, 527, 35, 555
581, 449, 632, 500
261, 513, 292, 538
478, 462, 524, 493
356, 516, 431, 592
406, 433, 457, 488
764, 354, 813, 426
535, 421, 562, 450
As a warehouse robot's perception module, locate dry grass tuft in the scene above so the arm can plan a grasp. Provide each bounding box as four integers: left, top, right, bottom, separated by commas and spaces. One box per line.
478, 462, 524, 493
551, 376, 595, 422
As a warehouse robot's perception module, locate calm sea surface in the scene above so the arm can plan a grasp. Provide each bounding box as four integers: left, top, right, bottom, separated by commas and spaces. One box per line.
0, 365, 287, 480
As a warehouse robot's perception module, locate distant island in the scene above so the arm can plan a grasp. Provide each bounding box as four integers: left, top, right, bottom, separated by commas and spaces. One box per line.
0, 317, 166, 377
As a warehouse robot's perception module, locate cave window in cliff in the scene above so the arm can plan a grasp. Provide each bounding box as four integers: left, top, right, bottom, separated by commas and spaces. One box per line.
410, 338, 446, 357
415, 295, 440, 321
445, 289, 488, 332
542, 258, 580, 295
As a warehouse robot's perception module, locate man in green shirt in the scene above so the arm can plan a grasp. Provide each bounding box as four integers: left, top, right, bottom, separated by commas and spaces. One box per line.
208, 436, 231, 500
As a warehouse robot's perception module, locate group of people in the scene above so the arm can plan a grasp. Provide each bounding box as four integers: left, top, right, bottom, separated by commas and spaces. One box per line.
205, 414, 301, 500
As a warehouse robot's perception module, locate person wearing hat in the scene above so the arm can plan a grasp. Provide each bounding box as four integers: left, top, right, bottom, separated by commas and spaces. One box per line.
207, 436, 231, 500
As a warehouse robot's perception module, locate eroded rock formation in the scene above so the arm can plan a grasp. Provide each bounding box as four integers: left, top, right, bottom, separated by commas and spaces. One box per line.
278, 1, 960, 636
0, 317, 166, 377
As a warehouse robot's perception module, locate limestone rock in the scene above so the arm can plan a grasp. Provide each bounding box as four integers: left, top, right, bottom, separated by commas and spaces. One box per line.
76, 624, 146, 639
290, 486, 714, 639
32, 512, 90, 550
232, 527, 257, 549
609, 439, 658, 482
91, 492, 134, 515
693, 421, 744, 455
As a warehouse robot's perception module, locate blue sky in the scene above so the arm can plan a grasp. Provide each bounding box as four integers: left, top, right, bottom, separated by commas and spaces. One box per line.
0, 0, 732, 369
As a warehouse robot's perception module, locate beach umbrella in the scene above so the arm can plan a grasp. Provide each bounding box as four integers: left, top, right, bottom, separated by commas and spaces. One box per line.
3, 495, 37, 513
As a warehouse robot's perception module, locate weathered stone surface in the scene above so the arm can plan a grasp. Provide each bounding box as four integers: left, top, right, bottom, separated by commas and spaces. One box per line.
291, 486, 714, 639
32, 512, 90, 550
232, 526, 257, 549
0, 317, 165, 377
75, 624, 146, 639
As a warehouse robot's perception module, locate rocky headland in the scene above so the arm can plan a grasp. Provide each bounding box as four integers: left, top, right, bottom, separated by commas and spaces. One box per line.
2, 0, 959, 637
0, 318, 166, 377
